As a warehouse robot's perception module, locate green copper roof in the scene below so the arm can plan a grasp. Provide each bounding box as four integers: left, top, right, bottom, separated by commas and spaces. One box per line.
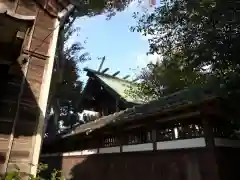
84, 68, 145, 104
95, 73, 144, 104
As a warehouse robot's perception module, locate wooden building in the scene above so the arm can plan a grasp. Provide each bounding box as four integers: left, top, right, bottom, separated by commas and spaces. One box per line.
41, 86, 240, 180
0, 0, 76, 176
80, 68, 144, 117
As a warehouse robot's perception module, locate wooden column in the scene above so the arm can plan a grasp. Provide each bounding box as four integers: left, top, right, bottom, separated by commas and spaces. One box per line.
152, 129, 157, 151
202, 118, 215, 148
116, 99, 120, 112
202, 115, 220, 180
117, 129, 123, 153
1, 0, 63, 176
96, 132, 102, 154
29, 10, 60, 176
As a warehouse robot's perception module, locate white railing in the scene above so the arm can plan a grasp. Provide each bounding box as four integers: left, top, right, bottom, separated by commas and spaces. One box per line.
41, 137, 240, 158
41, 138, 207, 157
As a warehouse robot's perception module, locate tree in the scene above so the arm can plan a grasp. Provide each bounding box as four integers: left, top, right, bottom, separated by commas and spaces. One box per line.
46, 19, 88, 136
126, 52, 208, 102
130, 0, 240, 128
45, 0, 136, 136
132, 0, 240, 91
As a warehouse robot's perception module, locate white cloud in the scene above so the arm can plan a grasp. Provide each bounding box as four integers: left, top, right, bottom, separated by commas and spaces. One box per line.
124, 0, 142, 13
140, 34, 153, 41
125, 0, 155, 14
128, 0, 139, 8
136, 53, 162, 68
128, 0, 151, 8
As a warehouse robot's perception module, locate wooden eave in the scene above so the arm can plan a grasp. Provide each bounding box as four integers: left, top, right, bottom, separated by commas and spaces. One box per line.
42, 96, 220, 153
48, 95, 219, 143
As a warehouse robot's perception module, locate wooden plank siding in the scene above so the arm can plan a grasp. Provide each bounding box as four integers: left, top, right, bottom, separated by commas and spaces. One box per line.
0, 0, 62, 175
40, 102, 240, 180
41, 148, 219, 180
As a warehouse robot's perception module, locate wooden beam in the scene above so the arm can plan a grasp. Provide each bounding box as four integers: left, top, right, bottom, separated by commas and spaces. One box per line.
98, 56, 105, 72
123, 75, 130, 79
155, 111, 200, 122
112, 71, 120, 77
123, 111, 201, 130
116, 99, 119, 112
132, 78, 138, 82
16, 31, 25, 39
101, 68, 109, 73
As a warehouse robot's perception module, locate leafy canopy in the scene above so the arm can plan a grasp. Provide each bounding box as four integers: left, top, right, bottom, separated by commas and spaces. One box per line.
132, 0, 240, 90
128, 0, 240, 128
125, 52, 208, 101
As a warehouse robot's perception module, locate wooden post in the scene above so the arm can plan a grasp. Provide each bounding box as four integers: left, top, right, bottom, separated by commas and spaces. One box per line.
116, 99, 120, 112
202, 115, 220, 180
97, 132, 102, 154
202, 118, 215, 148
152, 129, 157, 151
30, 18, 60, 176
117, 129, 123, 153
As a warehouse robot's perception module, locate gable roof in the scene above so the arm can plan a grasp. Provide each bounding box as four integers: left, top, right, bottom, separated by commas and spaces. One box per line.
83, 68, 145, 105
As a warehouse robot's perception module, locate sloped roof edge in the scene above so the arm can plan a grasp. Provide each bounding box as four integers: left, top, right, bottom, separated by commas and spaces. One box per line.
61, 85, 218, 139
84, 68, 135, 84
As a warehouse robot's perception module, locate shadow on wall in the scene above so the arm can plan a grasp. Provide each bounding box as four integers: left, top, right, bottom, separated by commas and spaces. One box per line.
40, 155, 63, 179
68, 152, 186, 180
0, 15, 45, 174
40, 148, 240, 180
42, 151, 197, 180
0, 153, 5, 173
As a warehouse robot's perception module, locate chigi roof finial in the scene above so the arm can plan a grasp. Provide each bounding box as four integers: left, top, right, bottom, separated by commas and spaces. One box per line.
97, 56, 106, 72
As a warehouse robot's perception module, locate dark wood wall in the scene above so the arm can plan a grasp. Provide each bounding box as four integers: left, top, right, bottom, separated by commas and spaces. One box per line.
40, 148, 223, 180
216, 148, 240, 180
0, 0, 61, 175
40, 100, 240, 180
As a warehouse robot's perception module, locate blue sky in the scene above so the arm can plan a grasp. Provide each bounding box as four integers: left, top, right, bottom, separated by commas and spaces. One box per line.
68, 1, 159, 83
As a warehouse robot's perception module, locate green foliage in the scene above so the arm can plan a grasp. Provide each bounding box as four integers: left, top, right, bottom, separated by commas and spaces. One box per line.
129, 0, 240, 128
125, 52, 208, 101
2, 163, 63, 180
124, 81, 156, 103
70, 0, 135, 19
46, 0, 138, 134
47, 17, 88, 133
132, 0, 240, 90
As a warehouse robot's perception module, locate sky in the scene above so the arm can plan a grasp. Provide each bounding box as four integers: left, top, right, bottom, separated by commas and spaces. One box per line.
68, 0, 160, 83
